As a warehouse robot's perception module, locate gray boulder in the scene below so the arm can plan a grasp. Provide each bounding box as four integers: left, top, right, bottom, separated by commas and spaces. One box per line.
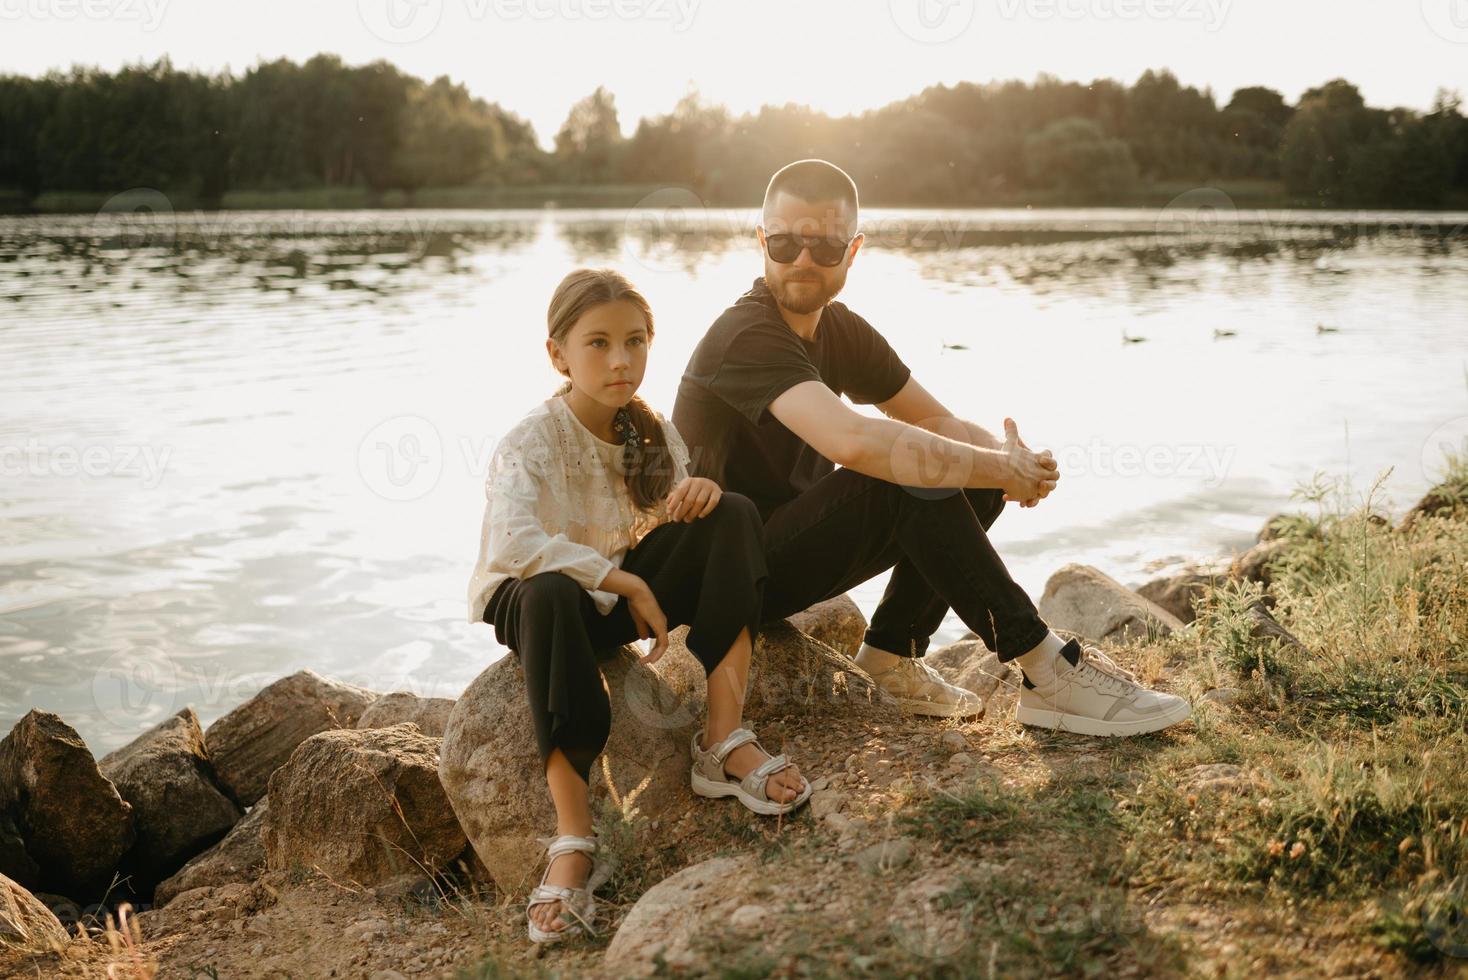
98, 707, 242, 897
262, 723, 464, 888
204, 670, 379, 806
0, 711, 134, 898
1038, 564, 1184, 645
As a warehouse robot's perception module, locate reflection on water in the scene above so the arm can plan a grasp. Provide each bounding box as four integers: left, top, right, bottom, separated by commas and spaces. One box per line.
3, 207, 1467, 754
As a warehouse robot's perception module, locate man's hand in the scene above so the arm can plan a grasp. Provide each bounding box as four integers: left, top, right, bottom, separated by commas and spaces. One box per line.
666, 477, 722, 522
999, 417, 1058, 507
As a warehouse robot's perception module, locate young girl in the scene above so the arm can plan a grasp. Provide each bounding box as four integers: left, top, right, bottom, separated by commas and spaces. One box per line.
467, 268, 813, 944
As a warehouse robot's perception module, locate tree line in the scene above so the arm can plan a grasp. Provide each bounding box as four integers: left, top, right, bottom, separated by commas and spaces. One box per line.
2, 55, 1465, 209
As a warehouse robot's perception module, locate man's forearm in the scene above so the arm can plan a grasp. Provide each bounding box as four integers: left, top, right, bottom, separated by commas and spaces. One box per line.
945, 419, 1004, 454
844, 417, 1011, 489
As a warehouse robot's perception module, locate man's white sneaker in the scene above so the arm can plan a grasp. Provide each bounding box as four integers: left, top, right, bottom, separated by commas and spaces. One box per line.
862, 654, 983, 718
1016, 638, 1191, 737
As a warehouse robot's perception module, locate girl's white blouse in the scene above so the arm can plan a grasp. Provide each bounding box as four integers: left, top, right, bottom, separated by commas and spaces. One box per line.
466, 393, 692, 624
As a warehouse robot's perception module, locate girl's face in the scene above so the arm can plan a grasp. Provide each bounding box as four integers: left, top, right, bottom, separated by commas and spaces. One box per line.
548, 299, 650, 409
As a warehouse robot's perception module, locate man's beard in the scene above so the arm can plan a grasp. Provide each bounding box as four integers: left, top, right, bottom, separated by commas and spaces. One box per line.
769, 268, 845, 314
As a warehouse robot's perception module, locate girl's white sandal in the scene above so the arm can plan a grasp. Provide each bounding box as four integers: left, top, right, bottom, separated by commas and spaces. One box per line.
689, 727, 813, 816
526, 833, 606, 944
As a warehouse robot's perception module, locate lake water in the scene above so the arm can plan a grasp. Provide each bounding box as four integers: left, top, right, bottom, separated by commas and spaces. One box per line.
4, 205, 1467, 755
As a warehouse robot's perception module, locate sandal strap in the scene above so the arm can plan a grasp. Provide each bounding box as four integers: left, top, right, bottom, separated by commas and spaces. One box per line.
705, 727, 758, 766
536, 833, 598, 861
529, 883, 576, 906
743, 752, 799, 800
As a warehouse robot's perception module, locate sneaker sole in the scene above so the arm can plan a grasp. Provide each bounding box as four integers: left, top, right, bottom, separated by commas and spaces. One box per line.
1014, 699, 1191, 737
893, 694, 985, 719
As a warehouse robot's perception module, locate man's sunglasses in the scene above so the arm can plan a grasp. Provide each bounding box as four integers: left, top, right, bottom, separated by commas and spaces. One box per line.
759, 228, 856, 267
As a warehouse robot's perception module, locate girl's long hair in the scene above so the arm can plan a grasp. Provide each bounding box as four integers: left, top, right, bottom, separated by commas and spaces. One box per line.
548, 268, 676, 512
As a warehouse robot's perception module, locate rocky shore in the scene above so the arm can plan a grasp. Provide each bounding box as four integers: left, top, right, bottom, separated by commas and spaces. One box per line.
1, 475, 1463, 978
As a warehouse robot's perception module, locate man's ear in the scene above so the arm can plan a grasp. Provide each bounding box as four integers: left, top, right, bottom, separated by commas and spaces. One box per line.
848, 231, 865, 265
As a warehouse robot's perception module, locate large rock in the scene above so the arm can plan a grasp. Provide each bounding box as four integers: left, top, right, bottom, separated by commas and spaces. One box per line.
654, 622, 901, 725
98, 708, 242, 898
786, 593, 867, 660
1038, 564, 1185, 645
204, 670, 379, 806
1228, 538, 1294, 590
154, 802, 269, 907
262, 723, 463, 888
1244, 600, 1311, 656
603, 855, 756, 976
439, 646, 697, 895
1137, 562, 1230, 624
0, 710, 135, 898
0, 872, 70, 952
0, 813, 37, 891
356, 692, 456, 739
923, 639, 1015, 706
1399, 475, 1468, 532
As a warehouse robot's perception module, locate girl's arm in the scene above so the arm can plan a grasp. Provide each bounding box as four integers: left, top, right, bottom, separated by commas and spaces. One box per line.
483, 434, 617, 593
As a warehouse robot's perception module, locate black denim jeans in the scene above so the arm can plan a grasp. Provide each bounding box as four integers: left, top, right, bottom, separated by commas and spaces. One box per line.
483, 492, 767, 783
758, 469, 1049, 662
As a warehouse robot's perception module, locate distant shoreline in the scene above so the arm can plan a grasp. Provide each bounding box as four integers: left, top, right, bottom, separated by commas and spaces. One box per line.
8, 179, 1468, 216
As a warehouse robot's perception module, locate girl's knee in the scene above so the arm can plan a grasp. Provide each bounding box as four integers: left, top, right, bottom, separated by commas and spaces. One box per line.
518, 571, 583, 611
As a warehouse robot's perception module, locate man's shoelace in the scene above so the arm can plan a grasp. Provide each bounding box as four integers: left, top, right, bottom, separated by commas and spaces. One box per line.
1072, 645, 1143, 696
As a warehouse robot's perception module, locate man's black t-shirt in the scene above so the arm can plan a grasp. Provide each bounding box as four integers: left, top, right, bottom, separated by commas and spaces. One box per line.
672, 276, 912, 520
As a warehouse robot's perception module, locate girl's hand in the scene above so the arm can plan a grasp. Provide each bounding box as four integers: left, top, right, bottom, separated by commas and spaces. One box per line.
627, 579, 669, 664
665, 477, 721, 522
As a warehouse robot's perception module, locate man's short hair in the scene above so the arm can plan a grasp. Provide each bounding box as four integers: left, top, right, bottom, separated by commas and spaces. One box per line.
761, 159, 859, 229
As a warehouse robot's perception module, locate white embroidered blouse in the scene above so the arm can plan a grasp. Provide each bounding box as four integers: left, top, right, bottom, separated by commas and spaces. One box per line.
466, 393, 693, 624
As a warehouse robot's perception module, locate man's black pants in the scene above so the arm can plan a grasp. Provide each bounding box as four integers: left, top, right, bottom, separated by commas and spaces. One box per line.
757, 470, 1049, 661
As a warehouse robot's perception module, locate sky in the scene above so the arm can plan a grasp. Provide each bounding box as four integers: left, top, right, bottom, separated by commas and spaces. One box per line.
2, 0, 1466, 149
